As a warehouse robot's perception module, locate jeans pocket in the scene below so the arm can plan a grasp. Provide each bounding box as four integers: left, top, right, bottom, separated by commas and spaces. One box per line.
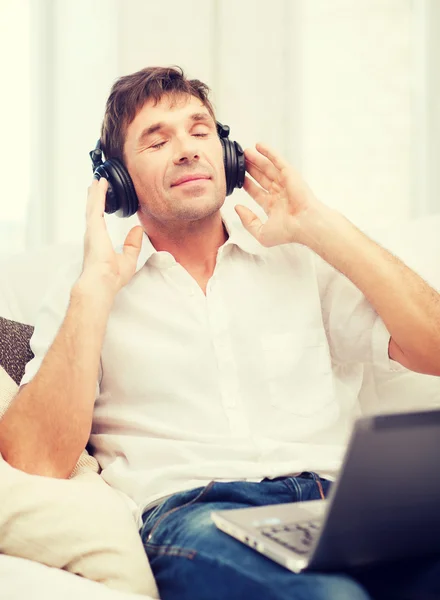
142, 482, 215, 547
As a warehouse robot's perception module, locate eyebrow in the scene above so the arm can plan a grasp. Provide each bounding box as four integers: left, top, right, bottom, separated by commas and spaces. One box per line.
137, 112, 213, 145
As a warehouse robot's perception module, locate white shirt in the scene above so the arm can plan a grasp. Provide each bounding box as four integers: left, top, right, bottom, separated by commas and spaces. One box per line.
21, 208, 404, 527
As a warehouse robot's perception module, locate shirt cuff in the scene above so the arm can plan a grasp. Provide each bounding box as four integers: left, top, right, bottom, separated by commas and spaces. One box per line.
371, 317, 408, 373
19, 356, 39, 388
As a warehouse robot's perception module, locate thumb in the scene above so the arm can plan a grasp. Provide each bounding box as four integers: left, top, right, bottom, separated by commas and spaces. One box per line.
122, 225, 144, 261
234, 204, 263, 242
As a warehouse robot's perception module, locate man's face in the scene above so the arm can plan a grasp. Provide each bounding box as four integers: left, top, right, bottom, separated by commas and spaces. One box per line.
123, 94, 227, 225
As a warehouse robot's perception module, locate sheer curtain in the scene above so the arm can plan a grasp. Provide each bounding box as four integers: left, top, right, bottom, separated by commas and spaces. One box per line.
1, 0, 438, 254
0, 0, 30, 254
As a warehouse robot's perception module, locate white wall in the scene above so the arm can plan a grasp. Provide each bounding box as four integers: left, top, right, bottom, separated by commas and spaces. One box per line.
300, 0, 412, 227
18, 0, 440, 249
112, 0, 418, 233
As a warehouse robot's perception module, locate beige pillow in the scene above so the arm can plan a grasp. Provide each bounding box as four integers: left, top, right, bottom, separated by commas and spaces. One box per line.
0, 365, 159, 598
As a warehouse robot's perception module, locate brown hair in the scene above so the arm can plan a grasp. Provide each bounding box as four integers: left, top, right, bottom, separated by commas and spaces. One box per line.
100, 66, 216, 161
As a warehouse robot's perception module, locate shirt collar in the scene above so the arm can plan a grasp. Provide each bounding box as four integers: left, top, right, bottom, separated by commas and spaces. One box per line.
219, 205, 269, 260
134, 232, 157, 273
131, 204, 268, 274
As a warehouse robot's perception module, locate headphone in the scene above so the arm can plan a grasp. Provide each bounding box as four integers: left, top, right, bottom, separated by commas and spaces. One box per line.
89, 121, 245, 218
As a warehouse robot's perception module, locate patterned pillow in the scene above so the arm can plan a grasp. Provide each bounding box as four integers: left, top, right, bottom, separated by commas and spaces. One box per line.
0, 316, 34, 385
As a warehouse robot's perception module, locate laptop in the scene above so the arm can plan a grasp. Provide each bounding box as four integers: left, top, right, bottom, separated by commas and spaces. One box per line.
211, 409, 440, 573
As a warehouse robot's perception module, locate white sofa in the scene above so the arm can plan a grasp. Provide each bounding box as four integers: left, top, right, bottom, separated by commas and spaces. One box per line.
0, 554, 152, 600
1, 215, 440, 598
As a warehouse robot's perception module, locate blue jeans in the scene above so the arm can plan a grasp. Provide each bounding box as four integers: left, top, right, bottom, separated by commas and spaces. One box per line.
140, 474, 440, 600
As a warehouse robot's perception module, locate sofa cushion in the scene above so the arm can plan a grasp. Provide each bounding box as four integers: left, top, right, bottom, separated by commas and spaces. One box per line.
0, 436, 158, 597
0, 243, 82, 325
0, 554, 154, 600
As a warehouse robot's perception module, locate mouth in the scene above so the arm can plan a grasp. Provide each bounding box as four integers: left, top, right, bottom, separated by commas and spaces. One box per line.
171, 175, 211, 187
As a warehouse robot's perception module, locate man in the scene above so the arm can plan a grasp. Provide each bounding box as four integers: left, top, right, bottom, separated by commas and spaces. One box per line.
1, 66, 440, 599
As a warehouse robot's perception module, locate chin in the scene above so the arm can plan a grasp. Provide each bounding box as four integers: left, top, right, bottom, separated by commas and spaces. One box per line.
178, 196, 225, 221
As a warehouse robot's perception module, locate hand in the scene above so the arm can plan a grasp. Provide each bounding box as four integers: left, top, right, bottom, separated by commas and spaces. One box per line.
80, 177, 143, 295
235, 143, 323, 247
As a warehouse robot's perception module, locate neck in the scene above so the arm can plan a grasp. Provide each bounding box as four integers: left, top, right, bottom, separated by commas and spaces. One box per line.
140, 211, 228, 279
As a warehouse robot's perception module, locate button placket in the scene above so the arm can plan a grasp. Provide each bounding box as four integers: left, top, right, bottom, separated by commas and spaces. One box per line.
206, 282, 246, 434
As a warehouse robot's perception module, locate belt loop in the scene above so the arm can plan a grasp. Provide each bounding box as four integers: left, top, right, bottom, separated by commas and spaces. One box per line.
299, 471, 326, 500
309, 472, 325, 500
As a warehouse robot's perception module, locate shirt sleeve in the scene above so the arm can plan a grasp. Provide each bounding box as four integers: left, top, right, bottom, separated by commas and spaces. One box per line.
20, 260, 102, 393
313, 253, 407, 373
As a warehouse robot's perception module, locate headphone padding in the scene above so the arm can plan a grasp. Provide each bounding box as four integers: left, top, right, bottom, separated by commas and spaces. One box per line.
222, 138, 234, 196
104, 158, 139, 217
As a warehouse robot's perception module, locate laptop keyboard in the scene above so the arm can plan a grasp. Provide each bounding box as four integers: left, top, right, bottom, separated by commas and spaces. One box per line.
259, 519, 321, 555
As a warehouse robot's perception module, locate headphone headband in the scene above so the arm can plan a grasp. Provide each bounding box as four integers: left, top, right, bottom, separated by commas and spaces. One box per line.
89, 140, 104, 172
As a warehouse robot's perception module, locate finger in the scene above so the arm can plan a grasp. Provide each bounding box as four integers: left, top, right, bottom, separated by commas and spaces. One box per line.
122, 225, 144, 261
245, 160, 275, 192
86, 177, 107, 221
234, 204, 264, 243
86, 179, 98, 219
243, 175, 268, 207
255, 142, 289, 171
86, 177, 108, 222
245, 147, 280, 183
271, 180, 282, 194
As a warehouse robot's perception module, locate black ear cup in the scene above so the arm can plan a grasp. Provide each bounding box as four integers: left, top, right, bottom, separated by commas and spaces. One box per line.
216, 121, 245, 197
221, 137, 245, 196
90, 120, 245, 218
93, 159, 139, 218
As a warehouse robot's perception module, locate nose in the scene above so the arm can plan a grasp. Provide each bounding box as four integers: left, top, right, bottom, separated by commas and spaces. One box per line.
173, 135, 200, 165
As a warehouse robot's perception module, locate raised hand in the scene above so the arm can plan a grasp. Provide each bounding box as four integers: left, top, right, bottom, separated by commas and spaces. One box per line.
235, 143, 323, 247
81, 177, 144, 295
